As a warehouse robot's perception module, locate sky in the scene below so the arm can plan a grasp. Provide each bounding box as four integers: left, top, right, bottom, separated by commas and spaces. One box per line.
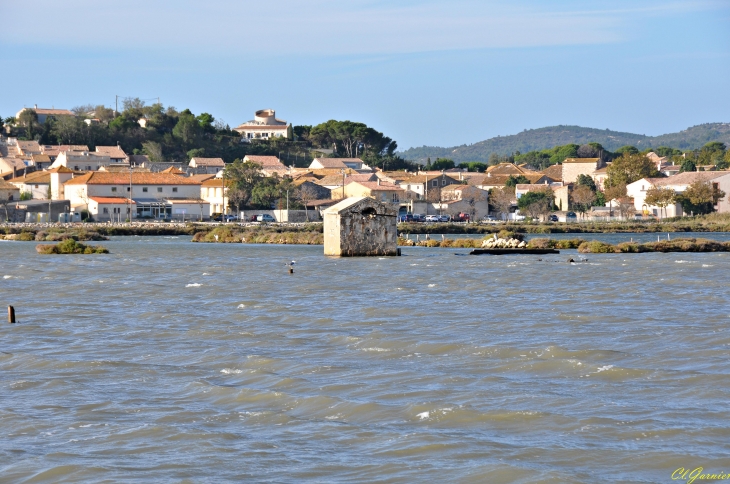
1, 0, 729, 150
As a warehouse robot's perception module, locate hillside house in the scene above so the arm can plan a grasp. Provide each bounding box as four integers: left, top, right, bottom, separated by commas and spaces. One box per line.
233, 109, 290, 140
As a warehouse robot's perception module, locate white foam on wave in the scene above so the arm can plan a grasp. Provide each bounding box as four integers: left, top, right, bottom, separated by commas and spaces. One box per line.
186, 283, 202, 287
220, 368, 243, 374
237, 304, 246, 308
361, 347, 390, 352
702, 264, 714, 268
596, 365, 614, 373
675, 260, 694, 264
417, 411, 430, 420
202, 272, 211, 276
428, 284, 436, 287
3, 275, 12, 279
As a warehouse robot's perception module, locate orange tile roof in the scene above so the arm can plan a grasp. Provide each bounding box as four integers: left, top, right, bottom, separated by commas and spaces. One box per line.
64, 172, 203, 186
10, 171, 51, 184
563, 157, 600, 164
35, 108, 74, 116
90, 197, 135, 204
244, 155, 284, 166
350, 181, 403, 191
190, 157, 225, 166
95, 146, 127, 159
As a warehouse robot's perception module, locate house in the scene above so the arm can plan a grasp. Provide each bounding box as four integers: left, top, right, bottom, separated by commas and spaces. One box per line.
8, 171, 51, 199
87, 197, 136, 222
50, 151, 112, 171
129, 154, 151, 166
200, 178, 227, 215
95, 146, 129, 164
476, 172, 550, 190
438, 184, 490, 219
0, 157, 27, 178
342, 180, 404, 204
562, 158, 604, 184
233, 109, 290, 140
626, 171, 730, 217
516, 183, 571, 212
591, 165, 609, 191
541, 164, 563, 183
47, 166, 81, 200
243, 155, 289, 177
398, 173, 461, 200
41, 145, 89, 161
292, 179, 332, 201
16, 140, 42, 156
30, 154, 53, 170
323, 197, 398, 257
0, 178, 20, 201
15, 106, 75, 124
64, 172, 207, 220
309, 158, 372, 172
189, 157, 225, 174
316, 173, 377, 193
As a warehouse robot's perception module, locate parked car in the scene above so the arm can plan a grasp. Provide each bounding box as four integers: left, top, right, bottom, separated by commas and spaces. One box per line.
398, 214, 414, 222
482, 214, 498, 222
256, 214, 276, 222
566, 211, 577, 220
425, 215, 439, 222
412, 214, 425, 222
547, 214, 559, 222
452, 212, 469, 222
438, 214, 451, 222
212, 214, 237, 222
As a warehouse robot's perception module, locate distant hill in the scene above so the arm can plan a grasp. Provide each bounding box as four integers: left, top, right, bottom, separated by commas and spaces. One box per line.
399, 123, 730, 163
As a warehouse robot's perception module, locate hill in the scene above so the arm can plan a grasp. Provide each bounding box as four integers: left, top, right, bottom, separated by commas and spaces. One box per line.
399, 123, 730, 163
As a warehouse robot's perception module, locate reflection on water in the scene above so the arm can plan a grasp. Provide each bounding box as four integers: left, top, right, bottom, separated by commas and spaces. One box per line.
1, 237, 730, 482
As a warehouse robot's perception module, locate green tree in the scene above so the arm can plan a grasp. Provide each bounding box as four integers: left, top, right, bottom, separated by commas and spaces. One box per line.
644, 186, 676, 219
173, 110, 203, 145
676, 180, 726, 215
250, 175, 281, 209
223, 159, 264, 208
18, 108, 40, 138
196, 113, 215, 133
575, 174, 597, 192
517, 189, 553, 220
549, 144, 579, 165
425, 157, 432, 170
457, 162, 487, 172
431, 158, 455, 170
505, 175, 530, 188
615, 145, 639, 155
570, 185, 596, 219
605, 153, 660, 188
680, 159, 696, 173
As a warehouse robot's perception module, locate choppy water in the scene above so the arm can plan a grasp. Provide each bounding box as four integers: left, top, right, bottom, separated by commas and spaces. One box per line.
2, 237, 730, 483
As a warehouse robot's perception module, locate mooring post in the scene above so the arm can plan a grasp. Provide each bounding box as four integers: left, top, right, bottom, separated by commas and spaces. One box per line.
289, 267, 294, 274
8, 305, 16, 324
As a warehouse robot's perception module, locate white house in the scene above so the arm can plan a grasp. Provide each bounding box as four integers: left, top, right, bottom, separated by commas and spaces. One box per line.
233, 109, 290, 140
50, 151, 112, 171
8, 171, 50, 199
64, 171, 207, 220
243, 155, 289, 177
95, 146, 129, 164
189, 157, 225, 174
309, 158, 372, 172
627, 171, 730, 217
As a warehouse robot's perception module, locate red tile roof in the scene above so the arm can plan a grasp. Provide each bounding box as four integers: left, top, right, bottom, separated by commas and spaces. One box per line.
90, 197, 135, 204
65, 172, 203, 186
190, 157, 225, 167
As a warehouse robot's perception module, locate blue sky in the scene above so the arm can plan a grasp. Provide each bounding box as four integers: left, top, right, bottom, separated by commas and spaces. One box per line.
1, 0, 728, 150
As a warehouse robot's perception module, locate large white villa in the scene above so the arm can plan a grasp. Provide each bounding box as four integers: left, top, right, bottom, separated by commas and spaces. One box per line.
233, 109, 290, 140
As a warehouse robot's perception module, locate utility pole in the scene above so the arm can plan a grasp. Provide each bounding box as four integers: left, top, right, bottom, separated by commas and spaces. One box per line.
115, 95, 118, 115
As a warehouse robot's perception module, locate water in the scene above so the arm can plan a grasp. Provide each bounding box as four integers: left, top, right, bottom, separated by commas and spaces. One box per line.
2, 237, 730, 483
410, 231, 730, 244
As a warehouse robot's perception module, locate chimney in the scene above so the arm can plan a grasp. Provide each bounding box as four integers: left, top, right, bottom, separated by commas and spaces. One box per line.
34, 104, 38, 110
377, 179, 381, 186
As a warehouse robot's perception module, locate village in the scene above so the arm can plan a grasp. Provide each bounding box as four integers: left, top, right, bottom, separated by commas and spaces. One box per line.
1, 107, 728, 226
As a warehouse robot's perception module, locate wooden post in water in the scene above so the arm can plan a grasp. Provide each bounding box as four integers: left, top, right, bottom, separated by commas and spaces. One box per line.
8, 305, 16, 324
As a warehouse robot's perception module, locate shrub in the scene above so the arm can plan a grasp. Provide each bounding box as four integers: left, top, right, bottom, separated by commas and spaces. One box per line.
578, 241, 616, 253
527, 238, 553, 249
556, 238, 586, 249
36, 239, 109, 254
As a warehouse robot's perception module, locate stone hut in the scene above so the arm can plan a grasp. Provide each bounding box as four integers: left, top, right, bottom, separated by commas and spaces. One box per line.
323, 196, 398, 256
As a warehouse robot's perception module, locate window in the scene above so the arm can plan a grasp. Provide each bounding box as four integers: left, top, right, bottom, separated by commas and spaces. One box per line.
74, 166, 79, 170
111, 187, 117, 192
157, 187, 163, 193
172, 187, 178, 192
143, 187, 148, 192
86, 166, 91, 171
35, 184, 39, 188
432, 180, 438, 187
442, 180, 446, 186
103, 207, 109, 214
126, 208, 130, 214
392, 193, 398, 202
127, 187, 130, 192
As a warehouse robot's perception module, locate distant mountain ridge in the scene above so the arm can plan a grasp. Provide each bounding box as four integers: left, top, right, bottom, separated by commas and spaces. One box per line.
399, 123, 730, 163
